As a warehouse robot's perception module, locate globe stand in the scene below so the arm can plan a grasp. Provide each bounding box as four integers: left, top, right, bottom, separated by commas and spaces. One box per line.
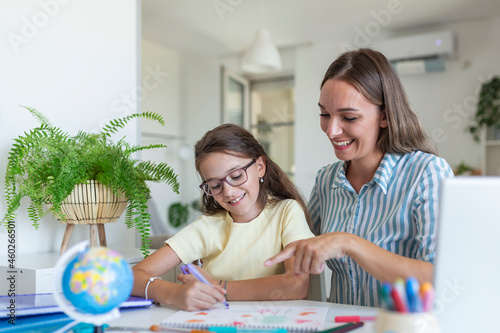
53, 241, 132, 332
94, 325, 105, 333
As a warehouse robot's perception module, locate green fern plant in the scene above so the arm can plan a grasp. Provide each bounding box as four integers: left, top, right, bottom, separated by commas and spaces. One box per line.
2, 106, 180, 257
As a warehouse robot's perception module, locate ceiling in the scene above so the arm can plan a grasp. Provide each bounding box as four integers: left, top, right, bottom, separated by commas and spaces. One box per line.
142, 0, 500, 57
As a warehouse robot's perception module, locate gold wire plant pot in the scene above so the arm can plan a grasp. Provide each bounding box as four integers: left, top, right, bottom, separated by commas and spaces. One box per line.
55, 180, 128, 254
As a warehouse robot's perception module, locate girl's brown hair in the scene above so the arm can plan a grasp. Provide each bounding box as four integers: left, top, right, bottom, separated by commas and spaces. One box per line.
194, 123, 309, 222
321, 48, 437, 155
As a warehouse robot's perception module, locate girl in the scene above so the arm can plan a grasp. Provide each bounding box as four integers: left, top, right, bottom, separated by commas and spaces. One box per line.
132, 124, 314, 311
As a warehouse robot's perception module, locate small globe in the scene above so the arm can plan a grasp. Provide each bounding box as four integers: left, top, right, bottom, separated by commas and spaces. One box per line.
61, 246, 133, 315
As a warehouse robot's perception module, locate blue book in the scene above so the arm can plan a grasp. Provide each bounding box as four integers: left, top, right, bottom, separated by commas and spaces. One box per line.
0, 312, 72, 332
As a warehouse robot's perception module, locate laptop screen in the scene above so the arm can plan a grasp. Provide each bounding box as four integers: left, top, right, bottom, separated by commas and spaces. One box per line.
434, 177, 500, 332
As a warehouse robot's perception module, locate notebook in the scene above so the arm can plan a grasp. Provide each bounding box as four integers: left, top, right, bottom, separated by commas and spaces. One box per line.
434, 177, 500, 332
159, 304, 329, 332
0, 293, 153, 318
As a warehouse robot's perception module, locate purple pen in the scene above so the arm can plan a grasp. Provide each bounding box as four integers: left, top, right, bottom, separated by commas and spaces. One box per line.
184, 263, 229, 308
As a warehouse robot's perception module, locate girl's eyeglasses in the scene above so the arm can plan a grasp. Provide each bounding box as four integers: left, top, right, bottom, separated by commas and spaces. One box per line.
199, 159, 256, 196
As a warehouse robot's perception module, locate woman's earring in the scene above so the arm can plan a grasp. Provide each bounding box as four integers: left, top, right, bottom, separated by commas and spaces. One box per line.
259, 177, 264, 183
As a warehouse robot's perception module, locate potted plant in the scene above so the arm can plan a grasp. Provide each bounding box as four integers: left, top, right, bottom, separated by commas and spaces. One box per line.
468, 76, 500, 142
1, 106, 180, 257
168, 199, 200, 228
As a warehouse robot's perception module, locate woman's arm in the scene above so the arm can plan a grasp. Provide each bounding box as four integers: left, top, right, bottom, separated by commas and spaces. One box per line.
265, 157, 453, 285
345, 233, 433, 283
227, 256, 309, 301
265, 232, 432, 285
132, 245, 227, 311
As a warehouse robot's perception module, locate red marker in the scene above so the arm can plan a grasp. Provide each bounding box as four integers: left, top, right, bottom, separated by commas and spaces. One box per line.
391, 288, 408, 313
335, 316, 376, 323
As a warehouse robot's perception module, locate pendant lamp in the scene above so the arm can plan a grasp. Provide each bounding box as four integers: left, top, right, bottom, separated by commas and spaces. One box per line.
241, 1, 282, 74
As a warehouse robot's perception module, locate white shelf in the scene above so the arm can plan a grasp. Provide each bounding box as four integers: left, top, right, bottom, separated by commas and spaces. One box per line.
481, 128, 500, 175
485, 140, 500, 146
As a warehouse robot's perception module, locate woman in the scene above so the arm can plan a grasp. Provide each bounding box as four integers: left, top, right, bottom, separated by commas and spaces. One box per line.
265, 48, 454, 307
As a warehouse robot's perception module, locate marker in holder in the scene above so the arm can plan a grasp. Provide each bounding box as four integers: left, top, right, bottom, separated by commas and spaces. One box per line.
376, 277, 440, 333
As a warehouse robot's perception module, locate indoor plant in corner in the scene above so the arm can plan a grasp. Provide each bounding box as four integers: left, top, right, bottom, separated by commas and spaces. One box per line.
1, 106, 180, 257
468, 76, 500, 142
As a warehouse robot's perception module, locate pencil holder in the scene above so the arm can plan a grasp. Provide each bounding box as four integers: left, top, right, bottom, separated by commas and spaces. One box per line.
375, 309, 441, 333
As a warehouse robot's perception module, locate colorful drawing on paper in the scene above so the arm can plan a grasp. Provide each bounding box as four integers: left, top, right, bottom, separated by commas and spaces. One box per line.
159, 305, 329, 331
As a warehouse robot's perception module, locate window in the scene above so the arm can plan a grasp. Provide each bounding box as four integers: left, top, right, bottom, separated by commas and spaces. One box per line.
221, 66, 249, 128
250, 77, 295, 179
221, 70, 295, 179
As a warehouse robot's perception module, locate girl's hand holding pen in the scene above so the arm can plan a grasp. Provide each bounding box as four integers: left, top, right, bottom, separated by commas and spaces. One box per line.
170, 278, 227, 311
177, 264, 228, 309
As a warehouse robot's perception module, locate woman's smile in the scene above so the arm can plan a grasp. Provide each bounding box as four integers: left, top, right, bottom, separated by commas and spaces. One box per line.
333, 139, 355, 150
319, 79, 387, 168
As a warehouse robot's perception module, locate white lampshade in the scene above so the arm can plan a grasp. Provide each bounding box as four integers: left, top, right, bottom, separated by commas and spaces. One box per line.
241, 29, 282, 74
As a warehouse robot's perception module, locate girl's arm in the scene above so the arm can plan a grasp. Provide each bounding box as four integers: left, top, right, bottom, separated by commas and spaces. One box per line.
265, 232, 432, 284
178, 243, 310, 301
131, 244, 227, 311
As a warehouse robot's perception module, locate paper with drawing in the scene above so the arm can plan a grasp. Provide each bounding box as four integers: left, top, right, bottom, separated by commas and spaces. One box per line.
159, 304, 329, 331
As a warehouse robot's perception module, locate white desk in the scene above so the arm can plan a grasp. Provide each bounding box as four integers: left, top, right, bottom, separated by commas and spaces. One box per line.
106, 300, 378, 332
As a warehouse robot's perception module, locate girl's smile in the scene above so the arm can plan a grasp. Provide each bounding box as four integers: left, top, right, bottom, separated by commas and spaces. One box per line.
228, 193, 245, 204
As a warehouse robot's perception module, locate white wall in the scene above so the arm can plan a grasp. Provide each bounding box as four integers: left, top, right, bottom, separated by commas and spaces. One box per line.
0, 0, 141, 254
295, 42, 342, 197
140, 40, 184, 236
141, 40, 223, 235
399, 18, 500, 168
182, 53, 222, 204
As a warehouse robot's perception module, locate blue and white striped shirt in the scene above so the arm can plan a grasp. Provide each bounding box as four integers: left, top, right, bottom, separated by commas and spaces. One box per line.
308, 151, 454, 307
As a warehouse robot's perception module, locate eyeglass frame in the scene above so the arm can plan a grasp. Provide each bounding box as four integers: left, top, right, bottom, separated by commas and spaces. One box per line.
199, 159, 257, 196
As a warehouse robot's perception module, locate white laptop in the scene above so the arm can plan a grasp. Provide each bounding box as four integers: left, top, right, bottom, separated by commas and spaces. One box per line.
434, 177, 500, 332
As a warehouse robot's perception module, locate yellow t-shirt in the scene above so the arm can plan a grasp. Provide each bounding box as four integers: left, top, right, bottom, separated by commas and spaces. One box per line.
166, 199, 314, 281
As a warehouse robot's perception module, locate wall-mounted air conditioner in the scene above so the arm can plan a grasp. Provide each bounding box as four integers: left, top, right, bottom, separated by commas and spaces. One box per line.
372, 30, 455, 74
